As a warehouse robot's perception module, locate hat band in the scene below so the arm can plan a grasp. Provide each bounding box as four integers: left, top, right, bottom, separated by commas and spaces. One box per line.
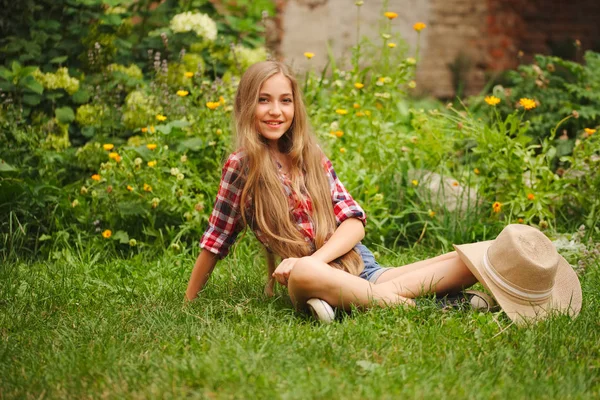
483, 251, 552, 302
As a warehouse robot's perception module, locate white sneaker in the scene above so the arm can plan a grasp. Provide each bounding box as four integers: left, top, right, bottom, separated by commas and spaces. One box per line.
306, 298, 335, 323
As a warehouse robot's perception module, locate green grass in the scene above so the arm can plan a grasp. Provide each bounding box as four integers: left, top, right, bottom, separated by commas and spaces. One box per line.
1, 241, 599, 399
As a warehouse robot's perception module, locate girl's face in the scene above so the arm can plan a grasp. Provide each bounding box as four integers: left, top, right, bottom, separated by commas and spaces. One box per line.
255, 73, 294, 148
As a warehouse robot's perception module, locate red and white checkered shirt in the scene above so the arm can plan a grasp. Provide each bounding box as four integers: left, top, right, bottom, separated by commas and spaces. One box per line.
200, 150, 366, 258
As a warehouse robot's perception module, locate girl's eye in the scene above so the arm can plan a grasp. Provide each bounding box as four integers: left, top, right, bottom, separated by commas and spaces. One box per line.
283, 98, 293, 103
258, 97, 268, 103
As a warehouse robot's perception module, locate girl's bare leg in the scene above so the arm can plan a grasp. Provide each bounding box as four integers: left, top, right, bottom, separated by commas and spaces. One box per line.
287, 257, 414, 311
375, 252, 478, 297
287, 252, 477, 310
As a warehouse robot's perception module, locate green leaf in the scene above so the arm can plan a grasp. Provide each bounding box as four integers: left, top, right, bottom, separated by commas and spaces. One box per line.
103, 0, 124, 7
22, 94, 42, 106
20, 75, 43, 94
55, 107, 75, 124
0, 66, 13, 80
72, 89, 91, 104
20, 66, 38, 77
0, 159, 17, 172
170, 119, 190, 128
50, 56, 68, 64
45, 92, 65, 101
118, 201, 148, 217
179, 138, 204, 151
101, 14, 122, 25
39, 234, 52, 241
112, 230, 130, 244
155, 124, 172, 135
11, 60, 22, 74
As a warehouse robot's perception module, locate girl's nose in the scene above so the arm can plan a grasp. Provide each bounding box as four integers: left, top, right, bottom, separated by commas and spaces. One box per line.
268, 102, 281, 115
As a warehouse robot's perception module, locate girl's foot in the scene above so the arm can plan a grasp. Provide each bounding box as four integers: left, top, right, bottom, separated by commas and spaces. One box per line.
307, 298, 335, 323
439, 290, 498, 312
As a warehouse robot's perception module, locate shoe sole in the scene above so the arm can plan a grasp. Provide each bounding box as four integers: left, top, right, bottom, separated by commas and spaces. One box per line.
306, 298, 335, 323
463, 290, 499, 312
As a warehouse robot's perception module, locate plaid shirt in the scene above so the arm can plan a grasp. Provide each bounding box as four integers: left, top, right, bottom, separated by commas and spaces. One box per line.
200, 150, 366, 258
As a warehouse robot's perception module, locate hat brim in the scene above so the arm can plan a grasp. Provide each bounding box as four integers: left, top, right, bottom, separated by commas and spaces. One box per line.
454, 241, 582, 325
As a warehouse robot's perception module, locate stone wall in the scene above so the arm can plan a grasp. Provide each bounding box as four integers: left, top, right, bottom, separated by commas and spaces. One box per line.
274, 0, 430, 74
271, 0, 600, 99
416, 0, 488, 98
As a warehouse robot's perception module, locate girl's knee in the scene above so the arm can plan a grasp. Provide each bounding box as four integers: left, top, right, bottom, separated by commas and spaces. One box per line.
288, 257, 325, 289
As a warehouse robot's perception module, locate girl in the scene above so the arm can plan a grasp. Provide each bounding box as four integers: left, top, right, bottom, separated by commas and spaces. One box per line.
185, 61, 494, 322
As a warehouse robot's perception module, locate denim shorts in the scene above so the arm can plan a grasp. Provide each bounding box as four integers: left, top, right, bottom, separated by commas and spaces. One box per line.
356, 243, 390, 283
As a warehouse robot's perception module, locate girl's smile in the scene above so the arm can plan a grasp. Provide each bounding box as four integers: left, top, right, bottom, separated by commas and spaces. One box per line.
255, 73, 294, 147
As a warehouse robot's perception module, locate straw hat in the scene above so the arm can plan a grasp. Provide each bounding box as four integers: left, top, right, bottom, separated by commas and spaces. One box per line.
453, 224, 582, 325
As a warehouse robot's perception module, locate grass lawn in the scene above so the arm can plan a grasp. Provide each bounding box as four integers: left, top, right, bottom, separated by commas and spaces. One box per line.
2, 242, 599, 399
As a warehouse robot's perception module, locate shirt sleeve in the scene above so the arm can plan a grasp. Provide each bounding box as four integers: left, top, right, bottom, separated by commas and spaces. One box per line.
200, 153, 246, 258
323, 156, 367, 226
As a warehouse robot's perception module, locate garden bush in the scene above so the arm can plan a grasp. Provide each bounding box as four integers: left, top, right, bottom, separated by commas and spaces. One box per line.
1, 2, 599, 260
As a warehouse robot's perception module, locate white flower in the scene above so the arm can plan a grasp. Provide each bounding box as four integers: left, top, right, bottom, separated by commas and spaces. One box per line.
233, 45, 268, 69
170, 167, 180, 176
170, 12, 217, 41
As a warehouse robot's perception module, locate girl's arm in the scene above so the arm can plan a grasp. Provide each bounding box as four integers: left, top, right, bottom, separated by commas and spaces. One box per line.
311, 217, 365, 264
185, 249, 219, 301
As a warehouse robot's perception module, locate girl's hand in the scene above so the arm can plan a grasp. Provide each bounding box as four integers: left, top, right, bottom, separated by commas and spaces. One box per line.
273, 257, 300, 287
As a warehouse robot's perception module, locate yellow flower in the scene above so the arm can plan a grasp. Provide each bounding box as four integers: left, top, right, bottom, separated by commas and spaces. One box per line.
355, 111, 365, 117
474, 168, 480, 175
334, 130, 344, 138
219, 96, 226, 105
108, 152, 122, 162
216, 129, 223, 135
141, 127, 148, 133
428, 209, 436, 218
156, 114, 167, 121
339, 147, 347, 154
354, 82, 364, 89
103, 143, 114, 151
147, 143, 157, 150
519, 98, 537, 110
517, 218, 524, 224
584, 128, 596, 135
91, 174, 101, 181
335, 109, 348, 115
527, 193, 535, 200
176, 90, 189, 97
127, 185, 134, 192
102, 230, 112, 239
492, 201, 502, 213
184, 71, 194, 78
484, 96, 501, 106
304, 52, 315, 59
387, 42, 397, 48
143, 183, 152, 192
413, 22, 426, 32
384, 11, 398, 20
206, 102, 220, 110
149, 126, 156, 134
452, 181, 459, 187
364, 110, 371, 116
408, 81, 417, 89
147, 160, 157, 167
411, 179, 418, 186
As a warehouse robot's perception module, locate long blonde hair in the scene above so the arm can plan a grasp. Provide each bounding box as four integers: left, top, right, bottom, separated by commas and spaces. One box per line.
233, 61, 363, 276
